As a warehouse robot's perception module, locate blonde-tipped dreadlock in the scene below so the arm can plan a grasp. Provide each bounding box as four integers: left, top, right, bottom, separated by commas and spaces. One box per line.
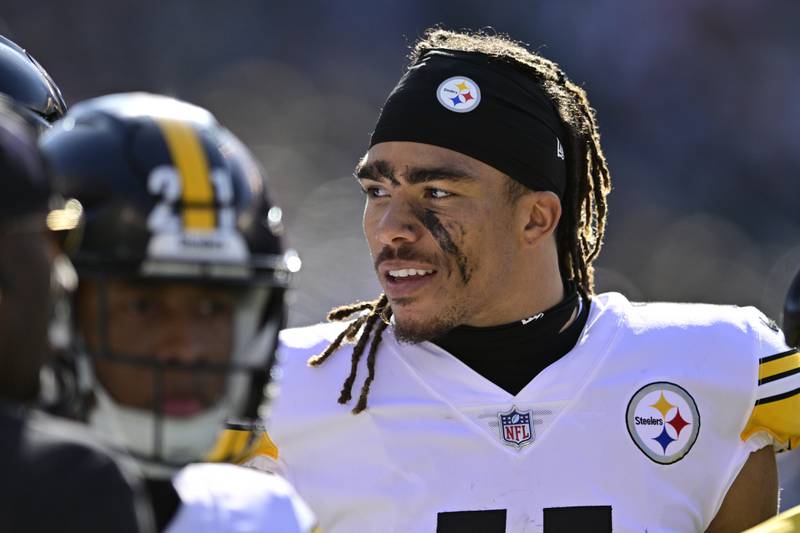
307, 28, 612, 413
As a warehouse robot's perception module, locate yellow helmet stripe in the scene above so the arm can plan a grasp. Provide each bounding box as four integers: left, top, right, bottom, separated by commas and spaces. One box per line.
156, 119, 216, 229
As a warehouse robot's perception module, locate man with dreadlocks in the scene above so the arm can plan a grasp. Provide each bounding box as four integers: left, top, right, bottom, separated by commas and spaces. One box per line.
261, 28, 800, 533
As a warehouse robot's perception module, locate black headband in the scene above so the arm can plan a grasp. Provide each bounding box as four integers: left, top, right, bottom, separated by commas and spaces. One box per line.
370, 49, 567, 196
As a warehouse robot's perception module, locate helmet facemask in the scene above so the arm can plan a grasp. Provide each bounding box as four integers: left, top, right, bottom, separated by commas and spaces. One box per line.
38, 92, 299, 478
74, 275, 283, 478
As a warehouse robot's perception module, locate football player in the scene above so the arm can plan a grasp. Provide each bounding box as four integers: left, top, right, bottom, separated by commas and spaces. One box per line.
743, 269, 800, 533
39, 92, 316, 532
0, 34, 66, 128
260, 28, 800, 532
0, 96, 152, 533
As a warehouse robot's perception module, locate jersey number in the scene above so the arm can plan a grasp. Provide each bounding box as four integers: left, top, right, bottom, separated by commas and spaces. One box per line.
436, 506, 612, 532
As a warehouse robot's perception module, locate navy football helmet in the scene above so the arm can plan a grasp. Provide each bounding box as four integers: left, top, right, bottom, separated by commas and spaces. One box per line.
0, 35, 66, 129
40, 93, 298, 476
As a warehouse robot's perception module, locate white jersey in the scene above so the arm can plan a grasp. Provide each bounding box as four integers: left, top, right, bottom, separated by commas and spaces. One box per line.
165, 463, 317, 533
265, 292, 800, 533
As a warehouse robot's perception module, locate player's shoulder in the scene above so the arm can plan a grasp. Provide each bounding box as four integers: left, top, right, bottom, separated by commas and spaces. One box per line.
0, 404, 151, 533
280, 320, 359, 351
597, 291, 787, 355
600, 291, 771, 331
11, 406, 130, 476
170, 463, 316, 533
278, 320, 364, 377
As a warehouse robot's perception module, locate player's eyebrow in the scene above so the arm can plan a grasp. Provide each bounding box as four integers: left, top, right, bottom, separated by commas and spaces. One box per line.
354, 160, 398, 185
355, 160, 478, 186
405, 166, 478, 185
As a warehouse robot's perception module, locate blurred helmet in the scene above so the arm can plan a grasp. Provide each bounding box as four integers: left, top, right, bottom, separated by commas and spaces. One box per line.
0, 95, 78, 402
784, 268, 800, 347
39, 92, 299, 477
0, 95, 51, 222
0, 35, 66, 129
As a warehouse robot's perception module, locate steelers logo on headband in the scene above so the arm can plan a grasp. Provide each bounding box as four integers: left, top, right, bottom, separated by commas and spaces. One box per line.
371, 49, 568, 196
436, 76, 481, 113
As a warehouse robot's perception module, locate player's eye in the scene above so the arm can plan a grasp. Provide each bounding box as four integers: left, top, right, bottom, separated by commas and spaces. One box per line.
128, 296, 158, 317
425, 188, 452, 199
360, 185, 389, 198
196, 298, 232, 319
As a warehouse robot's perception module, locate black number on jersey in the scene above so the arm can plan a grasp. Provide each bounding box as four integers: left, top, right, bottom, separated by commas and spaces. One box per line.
437, 510, 506, 532
436, 506, 611, 532
543, 506, 612, 532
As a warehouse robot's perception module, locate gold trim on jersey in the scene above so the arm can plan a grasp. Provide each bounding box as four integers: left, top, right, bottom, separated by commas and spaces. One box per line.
741, 349, 800, 449
205, 425, 251, 463
242, 429, 279, 462
156, 118, 216, 229
758, 349, 800, 385
204, 422, 280, 464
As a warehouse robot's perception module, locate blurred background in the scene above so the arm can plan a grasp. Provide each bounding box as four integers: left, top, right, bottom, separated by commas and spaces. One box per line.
4, 0, 799, 508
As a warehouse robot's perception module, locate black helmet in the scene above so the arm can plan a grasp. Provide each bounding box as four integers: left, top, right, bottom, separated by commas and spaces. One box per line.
0, 95, 50, 223
0, 35, 66, 129
0, 96, 78, 403
39, 92, 299, 476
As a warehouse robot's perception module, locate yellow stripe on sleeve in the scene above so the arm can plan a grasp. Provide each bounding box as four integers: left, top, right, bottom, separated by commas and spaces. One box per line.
741, 349, 800, 447
155, 119, 216, 229
741, 391, 800, 449
759, 349, 800, 384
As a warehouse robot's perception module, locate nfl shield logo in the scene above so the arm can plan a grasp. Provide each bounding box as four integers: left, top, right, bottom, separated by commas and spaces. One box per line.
498, 406, 533, 449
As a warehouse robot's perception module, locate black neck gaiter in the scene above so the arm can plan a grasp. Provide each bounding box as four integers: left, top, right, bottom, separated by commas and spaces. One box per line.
431, 286, 590, 395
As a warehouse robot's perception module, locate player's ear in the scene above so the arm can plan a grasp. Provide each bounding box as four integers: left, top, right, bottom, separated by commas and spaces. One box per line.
517, 190, 561, 246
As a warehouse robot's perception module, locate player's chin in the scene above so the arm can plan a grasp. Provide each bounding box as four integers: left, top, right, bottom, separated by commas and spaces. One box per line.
391, 305, 452, 344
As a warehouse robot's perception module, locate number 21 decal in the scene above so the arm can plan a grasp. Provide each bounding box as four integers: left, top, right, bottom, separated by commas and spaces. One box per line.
147, 166, 236, 233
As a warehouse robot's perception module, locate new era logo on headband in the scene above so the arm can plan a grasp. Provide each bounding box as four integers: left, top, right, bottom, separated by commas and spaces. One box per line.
436, 76, 481, 113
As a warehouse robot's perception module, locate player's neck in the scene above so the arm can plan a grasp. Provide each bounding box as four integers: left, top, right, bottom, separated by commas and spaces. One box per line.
466, 263, 564, 327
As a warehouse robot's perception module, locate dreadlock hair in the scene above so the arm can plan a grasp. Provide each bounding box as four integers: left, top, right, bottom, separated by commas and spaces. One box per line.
307, 28, 612, 414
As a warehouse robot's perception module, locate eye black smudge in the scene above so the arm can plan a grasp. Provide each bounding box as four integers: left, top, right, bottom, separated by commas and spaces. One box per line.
412, 207, 472, 284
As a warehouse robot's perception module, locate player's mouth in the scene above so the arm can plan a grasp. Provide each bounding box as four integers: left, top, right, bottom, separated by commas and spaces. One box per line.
161, 396, 207, 417
380, 263, 438, 299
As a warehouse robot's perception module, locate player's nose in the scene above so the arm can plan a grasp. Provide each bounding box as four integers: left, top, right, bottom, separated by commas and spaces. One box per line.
152, 315, 205, 364
374, 199, 423, 247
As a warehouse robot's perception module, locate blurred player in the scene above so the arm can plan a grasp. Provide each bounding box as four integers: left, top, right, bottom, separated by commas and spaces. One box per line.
0, 96, 153, 533
40, 92, 316, 532
744, 269, 800, 533
0, 34, 66, 128
261, 28, 800, 532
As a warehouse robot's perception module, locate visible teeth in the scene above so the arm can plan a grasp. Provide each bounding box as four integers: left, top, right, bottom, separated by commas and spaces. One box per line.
389, 268, 433, 278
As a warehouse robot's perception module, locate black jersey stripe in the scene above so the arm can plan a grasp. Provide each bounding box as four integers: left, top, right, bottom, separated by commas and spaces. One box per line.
759, 366, 800, 386
755, 385, 800, 406
759, 348, 800, 365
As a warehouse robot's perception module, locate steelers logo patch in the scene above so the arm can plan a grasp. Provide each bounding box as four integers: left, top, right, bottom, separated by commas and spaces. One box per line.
436, 76, 481, 113
626, 382, 700, 465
